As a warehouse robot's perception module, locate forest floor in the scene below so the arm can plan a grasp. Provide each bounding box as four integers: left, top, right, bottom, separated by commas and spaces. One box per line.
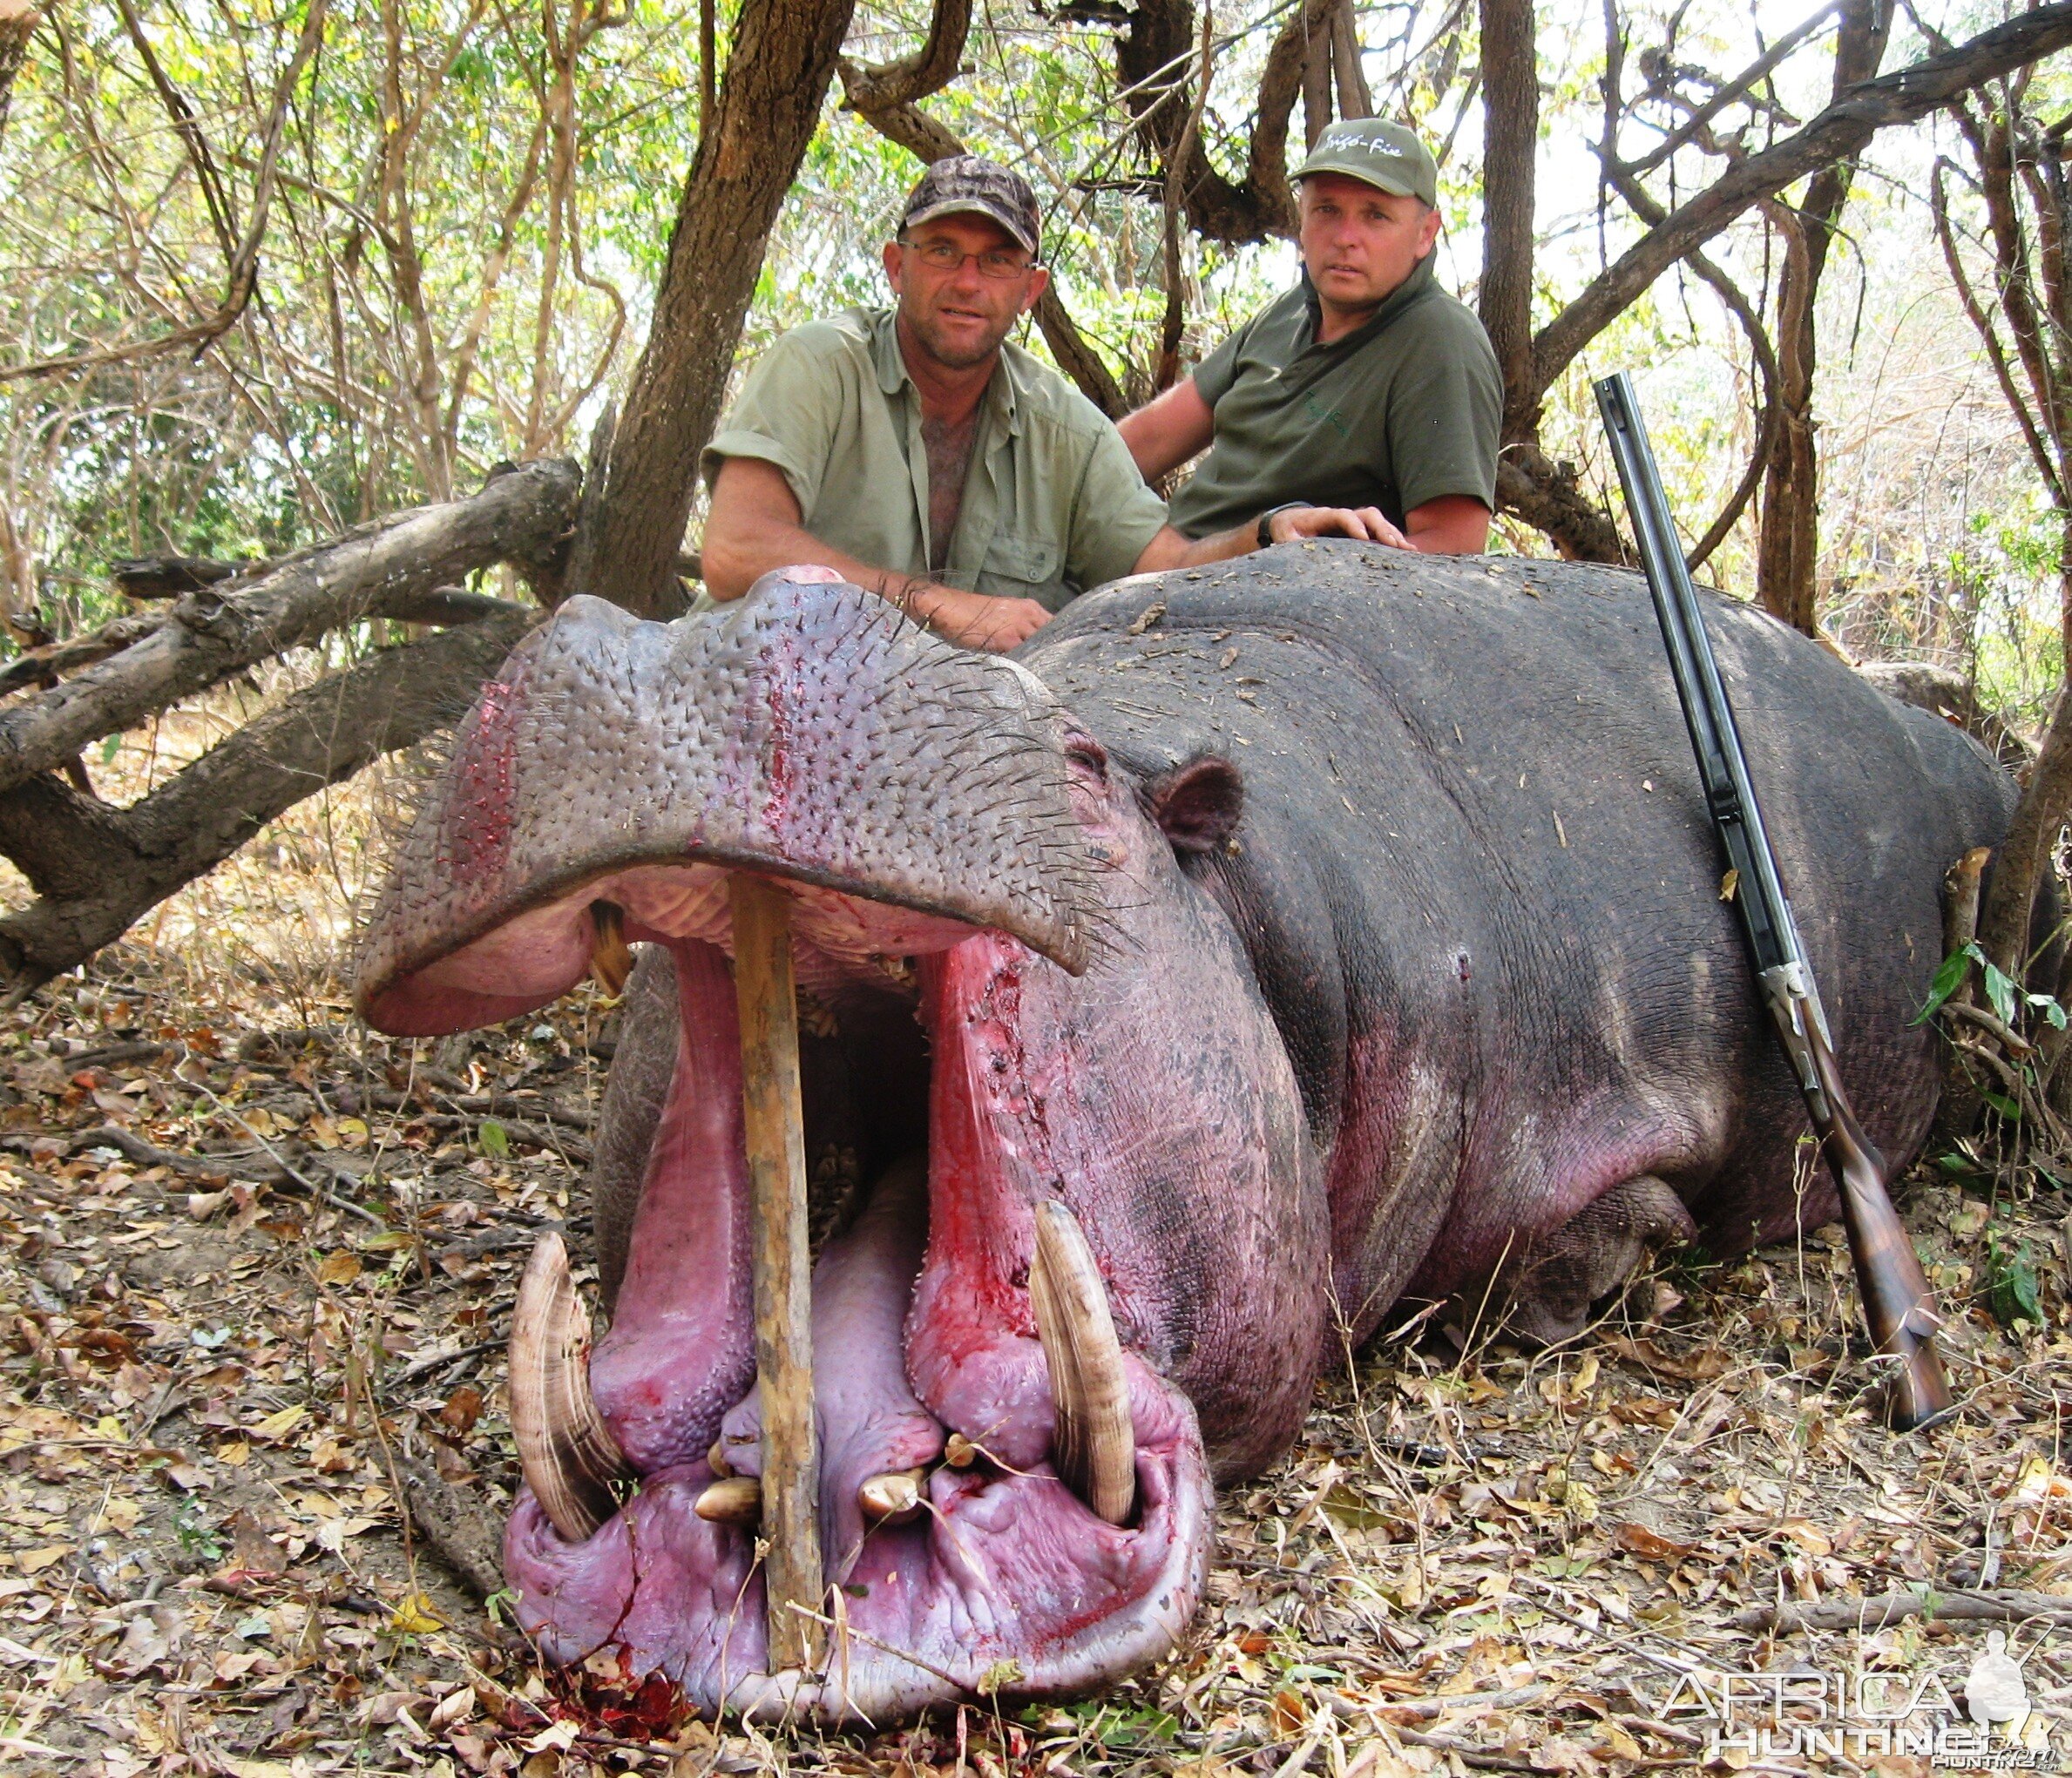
0, 943, 2065, 1778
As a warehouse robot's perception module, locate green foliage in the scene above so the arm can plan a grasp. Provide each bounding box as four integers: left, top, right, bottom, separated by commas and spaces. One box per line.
1914, 943, 2066, 1031
1982, 1227, 2043, 1328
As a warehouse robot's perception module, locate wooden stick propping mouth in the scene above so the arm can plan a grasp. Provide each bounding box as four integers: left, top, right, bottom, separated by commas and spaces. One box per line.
730, 872, 826, 1673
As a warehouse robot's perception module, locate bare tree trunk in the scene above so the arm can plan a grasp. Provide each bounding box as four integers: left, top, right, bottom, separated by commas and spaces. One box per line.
1753, 0, 1890, 634
1480, 0, 1538, 443
563, 0, 860, 620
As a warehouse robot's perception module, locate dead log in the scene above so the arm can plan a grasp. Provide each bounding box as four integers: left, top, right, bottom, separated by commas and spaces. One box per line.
109, 555, 247, 599
0, 612, 166, 697
0, 605, 535, 997
0, 457, 577, 801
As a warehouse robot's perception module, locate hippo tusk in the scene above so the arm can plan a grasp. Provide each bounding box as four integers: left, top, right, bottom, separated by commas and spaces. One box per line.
589, 899, 633, 997
1028, 1199, 1136, 1526
694, 1475, 763, 1525
858, 1468, 926, 1525
510, 1233, 633, 1542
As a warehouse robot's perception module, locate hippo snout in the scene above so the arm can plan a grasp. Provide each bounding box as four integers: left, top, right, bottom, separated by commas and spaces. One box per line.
354, 573, 1311, 1721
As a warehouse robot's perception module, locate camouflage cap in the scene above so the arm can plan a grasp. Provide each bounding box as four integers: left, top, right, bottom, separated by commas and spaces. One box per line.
1290, 118, 1438, 207
899, 156, 1042, 259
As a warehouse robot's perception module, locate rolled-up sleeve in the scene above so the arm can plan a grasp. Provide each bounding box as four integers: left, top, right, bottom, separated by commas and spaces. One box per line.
1385, 309, 1503, 514
701, 331, 845, 514
1066, 425, 1170, 590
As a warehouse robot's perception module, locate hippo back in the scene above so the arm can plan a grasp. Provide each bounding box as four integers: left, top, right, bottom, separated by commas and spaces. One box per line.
1026, 545, 2009, 1334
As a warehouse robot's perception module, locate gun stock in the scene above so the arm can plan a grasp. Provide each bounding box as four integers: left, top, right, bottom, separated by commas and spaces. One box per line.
1792, 1017, 1954, 1430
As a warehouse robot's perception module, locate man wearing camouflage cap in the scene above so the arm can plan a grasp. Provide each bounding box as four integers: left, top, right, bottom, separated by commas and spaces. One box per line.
1121, 118, 1502, 556
702, 157, 1412, 652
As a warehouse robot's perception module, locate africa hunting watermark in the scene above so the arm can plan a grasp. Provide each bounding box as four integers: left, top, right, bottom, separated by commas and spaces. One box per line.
1652, 1633, 2059, 1770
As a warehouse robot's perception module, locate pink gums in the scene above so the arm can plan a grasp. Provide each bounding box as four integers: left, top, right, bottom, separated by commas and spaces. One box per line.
586, 941, 755, 1472
502, 928, 1212, 1721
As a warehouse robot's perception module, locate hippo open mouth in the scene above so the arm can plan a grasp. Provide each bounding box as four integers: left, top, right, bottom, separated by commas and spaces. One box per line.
352, 576, 1314, 1721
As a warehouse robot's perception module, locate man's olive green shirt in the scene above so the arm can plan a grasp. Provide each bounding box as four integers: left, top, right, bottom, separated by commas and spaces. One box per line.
1168, 255, 1502, 538
702, 307, 1168, 612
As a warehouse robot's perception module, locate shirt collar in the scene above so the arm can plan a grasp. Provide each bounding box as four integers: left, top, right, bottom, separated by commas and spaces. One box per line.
869, 305, 1024, 438
1296, 251, 1439, 353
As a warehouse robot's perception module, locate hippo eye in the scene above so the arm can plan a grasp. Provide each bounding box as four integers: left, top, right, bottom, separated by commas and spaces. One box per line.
1065, 738, 1108, 780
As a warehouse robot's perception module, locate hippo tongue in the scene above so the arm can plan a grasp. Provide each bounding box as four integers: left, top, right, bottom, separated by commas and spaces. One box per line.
355, 576, 1097, 1036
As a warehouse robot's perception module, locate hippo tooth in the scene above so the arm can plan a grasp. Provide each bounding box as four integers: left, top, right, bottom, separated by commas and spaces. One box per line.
589, 899, 633, 998
694, 1475, 762, 1525
1028, 1200, 1137, 1526
510, 1233, 632, 1542
858, 1467, 926, 1525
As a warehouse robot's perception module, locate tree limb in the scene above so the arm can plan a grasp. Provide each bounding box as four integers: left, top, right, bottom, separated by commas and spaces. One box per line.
1534, 3, 2072, 398
0, 610, 537, 998
1479, 0, 1538, 437
0, 459, 577, 801
838, 0, 970, 112
7, 0, 330, 382
0, 613, 166, 699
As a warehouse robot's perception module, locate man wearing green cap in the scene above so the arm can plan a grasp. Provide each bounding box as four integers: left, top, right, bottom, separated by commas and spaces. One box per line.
701, 154, 1431, 655
1121, 118, 1502, 555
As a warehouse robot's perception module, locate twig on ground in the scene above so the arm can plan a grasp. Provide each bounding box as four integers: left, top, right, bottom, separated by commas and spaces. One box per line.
1737, 1586, 2072, 1633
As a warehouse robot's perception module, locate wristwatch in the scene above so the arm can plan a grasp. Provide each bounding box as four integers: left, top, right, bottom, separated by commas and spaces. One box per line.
1257, 504, 1308, 549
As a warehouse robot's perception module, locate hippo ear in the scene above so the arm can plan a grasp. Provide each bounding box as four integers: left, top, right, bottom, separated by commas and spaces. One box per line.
1143, 756, 1243, 855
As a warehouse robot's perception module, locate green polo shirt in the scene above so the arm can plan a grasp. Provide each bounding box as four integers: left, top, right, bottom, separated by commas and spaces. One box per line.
1168, 256, 1502, 538
702, 307, 1168, 611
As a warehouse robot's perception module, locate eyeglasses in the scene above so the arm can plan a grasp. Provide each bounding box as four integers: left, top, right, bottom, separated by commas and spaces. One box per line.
897, 239, 1038, 280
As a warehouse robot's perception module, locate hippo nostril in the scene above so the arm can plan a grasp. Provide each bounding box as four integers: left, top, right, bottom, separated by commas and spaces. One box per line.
858, 1468, 927, 1525
589, 900, 633, 997
1028, 1200, 1138, 1526
694, 1475, 762, 1525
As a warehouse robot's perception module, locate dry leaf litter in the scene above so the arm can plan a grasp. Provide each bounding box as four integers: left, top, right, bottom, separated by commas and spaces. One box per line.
0, 730, 2064, 1776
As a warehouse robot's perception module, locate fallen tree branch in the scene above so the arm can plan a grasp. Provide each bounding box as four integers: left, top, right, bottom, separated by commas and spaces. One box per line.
395, 1454, 506, 1600
0, 460, 574, 801
0, 606, 536, 996
109, 556, 247, 600
1737, 1588, 2072, 1633
1496, 449, 1628, 564
0, 612, 166, 697
0, 585, 507, 702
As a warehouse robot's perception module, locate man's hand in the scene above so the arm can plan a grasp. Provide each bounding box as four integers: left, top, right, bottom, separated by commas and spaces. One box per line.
1270, 504, 1411, 548
907, 583, 1053, 652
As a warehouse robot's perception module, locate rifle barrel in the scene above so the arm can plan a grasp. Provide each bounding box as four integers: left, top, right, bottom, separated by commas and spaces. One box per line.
1593, 371, 1954, 1433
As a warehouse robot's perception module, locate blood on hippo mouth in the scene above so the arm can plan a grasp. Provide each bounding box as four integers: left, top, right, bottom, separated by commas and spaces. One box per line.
367, 862, 1211, 1724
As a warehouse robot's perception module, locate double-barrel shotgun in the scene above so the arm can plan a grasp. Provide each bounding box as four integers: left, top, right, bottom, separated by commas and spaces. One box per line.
1595, 370, 1955, 1433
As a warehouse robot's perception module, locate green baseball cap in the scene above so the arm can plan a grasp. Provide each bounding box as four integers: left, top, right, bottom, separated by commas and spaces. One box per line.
1290, 118, 1438, 207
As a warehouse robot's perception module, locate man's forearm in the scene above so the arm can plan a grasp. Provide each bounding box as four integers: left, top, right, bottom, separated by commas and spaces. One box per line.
1132, 521, 1258, 573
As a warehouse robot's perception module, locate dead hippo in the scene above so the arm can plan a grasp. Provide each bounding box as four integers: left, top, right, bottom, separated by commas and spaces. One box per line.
354, 547, 2011, 1721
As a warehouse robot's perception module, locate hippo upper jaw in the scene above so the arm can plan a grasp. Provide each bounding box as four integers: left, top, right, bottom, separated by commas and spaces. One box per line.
354, 580, 1097, 1037
352, 576, 1281, 1721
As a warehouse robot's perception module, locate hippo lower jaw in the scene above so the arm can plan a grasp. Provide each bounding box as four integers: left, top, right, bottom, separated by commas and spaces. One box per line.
401, 865, 1211, 1723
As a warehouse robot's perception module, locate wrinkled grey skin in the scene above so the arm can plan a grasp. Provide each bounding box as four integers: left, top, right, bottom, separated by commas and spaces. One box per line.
355, 554, 2013, 1721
